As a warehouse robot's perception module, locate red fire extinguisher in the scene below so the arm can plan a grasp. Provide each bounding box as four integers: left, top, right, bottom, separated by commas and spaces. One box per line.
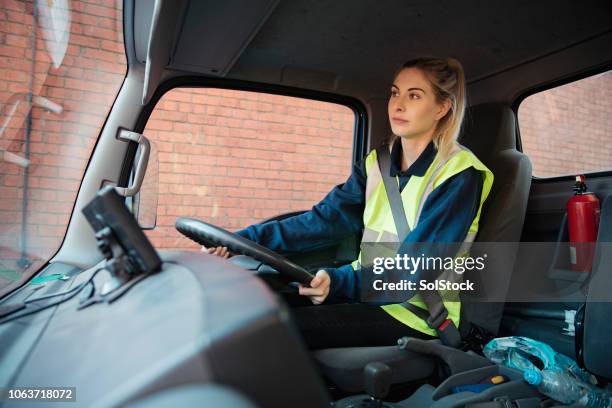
567, 175, 600, 272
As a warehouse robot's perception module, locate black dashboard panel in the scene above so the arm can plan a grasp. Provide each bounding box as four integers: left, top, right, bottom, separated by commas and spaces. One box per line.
0, 252, 330, 408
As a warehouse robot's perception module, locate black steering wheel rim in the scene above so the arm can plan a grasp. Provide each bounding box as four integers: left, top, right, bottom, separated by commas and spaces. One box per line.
175, 217, 314, 285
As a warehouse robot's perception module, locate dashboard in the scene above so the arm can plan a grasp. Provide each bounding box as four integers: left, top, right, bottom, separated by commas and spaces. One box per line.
0, 252, 330, 407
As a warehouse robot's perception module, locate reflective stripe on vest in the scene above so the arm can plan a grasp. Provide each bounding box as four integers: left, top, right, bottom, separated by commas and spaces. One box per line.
352, 142, 494, 336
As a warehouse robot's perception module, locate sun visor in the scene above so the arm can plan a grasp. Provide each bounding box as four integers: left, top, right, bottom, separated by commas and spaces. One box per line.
169, 0, 279, 76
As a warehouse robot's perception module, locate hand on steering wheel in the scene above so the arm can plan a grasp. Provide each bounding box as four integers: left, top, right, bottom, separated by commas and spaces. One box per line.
176, 217, 314, 285
298, 270, 331, 304
203, 245, 230, 259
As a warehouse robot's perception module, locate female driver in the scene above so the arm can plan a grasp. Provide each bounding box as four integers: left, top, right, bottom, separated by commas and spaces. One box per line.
209, 56, 493, 349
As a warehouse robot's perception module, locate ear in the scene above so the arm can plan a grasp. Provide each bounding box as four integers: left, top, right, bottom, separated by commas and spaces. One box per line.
435, 99, 452, 120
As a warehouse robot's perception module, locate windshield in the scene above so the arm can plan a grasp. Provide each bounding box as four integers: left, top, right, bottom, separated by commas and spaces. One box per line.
0, 1, 127, 291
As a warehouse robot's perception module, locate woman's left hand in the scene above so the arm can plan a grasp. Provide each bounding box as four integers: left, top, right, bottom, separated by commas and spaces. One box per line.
202, 245, 230, 259
298, 269, 331, 304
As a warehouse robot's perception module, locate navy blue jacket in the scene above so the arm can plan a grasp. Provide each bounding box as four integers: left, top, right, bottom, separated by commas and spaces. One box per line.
236, 138, 483, 302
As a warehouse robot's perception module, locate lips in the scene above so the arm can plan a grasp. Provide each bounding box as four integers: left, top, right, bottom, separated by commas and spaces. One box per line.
392, 117, 409, 124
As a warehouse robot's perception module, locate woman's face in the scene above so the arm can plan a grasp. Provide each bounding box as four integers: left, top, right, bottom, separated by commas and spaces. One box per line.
388, 67, 450, 140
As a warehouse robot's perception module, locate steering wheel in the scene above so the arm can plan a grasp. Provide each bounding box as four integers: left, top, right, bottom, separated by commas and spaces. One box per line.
175, 217, 314, 285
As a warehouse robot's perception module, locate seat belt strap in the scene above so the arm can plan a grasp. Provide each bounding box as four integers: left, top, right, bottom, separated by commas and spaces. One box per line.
376, 146, 410, 239
400, 293, 462, 348
376, 146, 461, 348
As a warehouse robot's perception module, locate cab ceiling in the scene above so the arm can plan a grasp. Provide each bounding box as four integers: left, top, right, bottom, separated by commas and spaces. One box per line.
135, 0, 612, 103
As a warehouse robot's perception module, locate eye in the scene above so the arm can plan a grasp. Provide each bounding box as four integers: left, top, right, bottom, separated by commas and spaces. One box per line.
409, 93, 421, 100
390, 89, 399, 97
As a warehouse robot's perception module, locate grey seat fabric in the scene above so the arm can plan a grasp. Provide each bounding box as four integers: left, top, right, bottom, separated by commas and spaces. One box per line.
311, 103, 532, 392
457, 102, 532, 335
126, 384, 258, 408
311, 346, 436, 393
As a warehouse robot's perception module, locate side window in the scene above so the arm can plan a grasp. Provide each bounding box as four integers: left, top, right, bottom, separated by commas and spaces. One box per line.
518, 70, 612, 178
143, 88, 355, 250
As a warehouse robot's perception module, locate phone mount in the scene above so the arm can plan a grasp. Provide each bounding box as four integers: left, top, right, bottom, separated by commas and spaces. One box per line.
93, 226, 134, 295
83, 185, 161, 297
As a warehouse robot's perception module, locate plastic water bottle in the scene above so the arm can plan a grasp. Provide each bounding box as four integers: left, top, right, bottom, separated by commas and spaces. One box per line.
555, 349, 598, 386
484, 336, 597, 385
524, 369, 611, 408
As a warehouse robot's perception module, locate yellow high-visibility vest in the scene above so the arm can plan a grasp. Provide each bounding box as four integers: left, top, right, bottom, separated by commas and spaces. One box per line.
351, 141, 494, 336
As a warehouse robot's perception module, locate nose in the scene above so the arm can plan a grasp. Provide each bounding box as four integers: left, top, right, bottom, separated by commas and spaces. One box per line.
392, 94, 406, 112
394, 100, 405, 112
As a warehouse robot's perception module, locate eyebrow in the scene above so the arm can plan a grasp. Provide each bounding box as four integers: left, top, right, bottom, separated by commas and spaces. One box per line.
391, 84, 426, 93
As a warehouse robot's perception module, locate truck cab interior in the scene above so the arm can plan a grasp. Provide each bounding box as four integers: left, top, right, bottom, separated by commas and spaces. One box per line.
0, 1, 611, 407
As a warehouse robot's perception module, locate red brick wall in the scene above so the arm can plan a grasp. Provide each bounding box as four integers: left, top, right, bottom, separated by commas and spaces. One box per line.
0, 0, 356, 285
143, 88, 355, 251
518, 71, 612, 177
0, 0, 125, 286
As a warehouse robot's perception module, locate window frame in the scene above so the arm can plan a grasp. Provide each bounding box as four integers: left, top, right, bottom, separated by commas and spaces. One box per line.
512, 63, 612, 183
118, 76, 368, 207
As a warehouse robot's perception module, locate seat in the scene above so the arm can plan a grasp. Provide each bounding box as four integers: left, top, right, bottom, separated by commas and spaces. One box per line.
312, 103, 533, 393
580, 194, 612, 382
312, 346, 437, 392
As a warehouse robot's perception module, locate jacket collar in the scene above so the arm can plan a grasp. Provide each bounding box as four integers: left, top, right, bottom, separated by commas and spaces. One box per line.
389, 137, 437, 177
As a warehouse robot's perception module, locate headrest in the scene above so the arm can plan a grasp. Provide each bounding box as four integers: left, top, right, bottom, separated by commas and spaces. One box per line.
459, 103, 517, 158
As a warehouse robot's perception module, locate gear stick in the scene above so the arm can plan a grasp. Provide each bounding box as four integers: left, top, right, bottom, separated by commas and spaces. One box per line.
333, 362, 397, 408
364, 362, 391, 407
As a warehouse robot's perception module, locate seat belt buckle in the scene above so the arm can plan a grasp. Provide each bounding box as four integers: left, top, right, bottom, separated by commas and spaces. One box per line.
436, 318, 462, 348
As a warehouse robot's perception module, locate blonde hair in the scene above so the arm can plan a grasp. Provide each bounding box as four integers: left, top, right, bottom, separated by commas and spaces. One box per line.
390, 56, 466, 161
